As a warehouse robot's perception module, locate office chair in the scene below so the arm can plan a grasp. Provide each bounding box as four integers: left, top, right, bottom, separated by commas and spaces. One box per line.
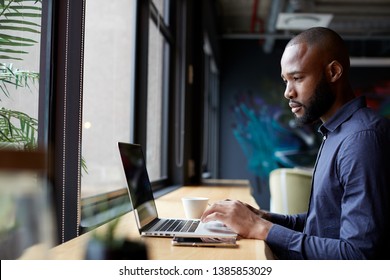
269, 168, 313, 215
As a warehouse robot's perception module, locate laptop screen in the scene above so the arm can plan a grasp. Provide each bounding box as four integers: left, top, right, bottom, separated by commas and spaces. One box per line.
118, 142, 158, 230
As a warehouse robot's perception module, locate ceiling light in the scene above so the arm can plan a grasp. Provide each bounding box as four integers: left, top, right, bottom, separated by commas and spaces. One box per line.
276, 13, 333, 30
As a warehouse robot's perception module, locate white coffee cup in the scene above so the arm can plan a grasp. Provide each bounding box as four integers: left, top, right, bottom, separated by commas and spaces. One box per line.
181, 197, 209, 219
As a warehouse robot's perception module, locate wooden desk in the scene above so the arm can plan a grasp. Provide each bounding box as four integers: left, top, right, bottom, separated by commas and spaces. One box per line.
50, 185, 275, 260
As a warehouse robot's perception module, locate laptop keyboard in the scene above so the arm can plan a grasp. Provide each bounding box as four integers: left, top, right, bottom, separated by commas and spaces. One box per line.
155, 219, 200, 233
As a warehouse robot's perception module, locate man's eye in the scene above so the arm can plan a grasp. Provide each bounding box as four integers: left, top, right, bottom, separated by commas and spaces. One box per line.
293, 77, 302, 81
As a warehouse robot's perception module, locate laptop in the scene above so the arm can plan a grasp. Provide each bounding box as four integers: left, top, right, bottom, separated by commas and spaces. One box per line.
118, 142, 237, 239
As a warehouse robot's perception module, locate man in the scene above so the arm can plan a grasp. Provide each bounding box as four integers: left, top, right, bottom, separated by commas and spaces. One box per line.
201, 27, 390, 259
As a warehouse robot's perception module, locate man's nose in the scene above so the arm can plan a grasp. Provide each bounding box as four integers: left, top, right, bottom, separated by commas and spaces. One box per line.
284, 82, 296, 100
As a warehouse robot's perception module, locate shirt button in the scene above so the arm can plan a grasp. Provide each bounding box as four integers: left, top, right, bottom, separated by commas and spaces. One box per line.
323, 135, 327, 140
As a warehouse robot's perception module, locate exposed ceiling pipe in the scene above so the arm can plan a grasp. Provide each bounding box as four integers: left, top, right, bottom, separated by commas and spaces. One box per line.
263, 0, 286, 53
350, 57, 390, 67
288, 0, 314, 12
250, 0, 265, 36
329, 18, 390, 34
250, 0, 259, 32
222, 33, 390, 41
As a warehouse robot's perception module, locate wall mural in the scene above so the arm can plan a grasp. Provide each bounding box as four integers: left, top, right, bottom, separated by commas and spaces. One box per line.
231, 80, 390, 199
231, 91, 320, 195
355, 80, 390, 118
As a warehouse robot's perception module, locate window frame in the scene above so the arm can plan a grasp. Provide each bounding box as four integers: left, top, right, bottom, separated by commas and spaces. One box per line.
136, 0, 175, 191
39, 0, 214, 243
39, 0, 86, 243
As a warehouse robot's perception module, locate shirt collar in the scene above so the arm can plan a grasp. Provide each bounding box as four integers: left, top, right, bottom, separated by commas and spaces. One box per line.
318, 96, 366, 135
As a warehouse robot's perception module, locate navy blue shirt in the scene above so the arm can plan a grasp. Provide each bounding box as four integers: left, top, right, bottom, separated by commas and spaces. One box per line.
266, 96, 390, 259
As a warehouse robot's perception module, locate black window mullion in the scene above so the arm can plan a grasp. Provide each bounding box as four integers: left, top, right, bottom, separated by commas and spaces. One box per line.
41, 0, 86, 244
39, 0, 57, 243
150, 2, 173, 44
168, 0, 187, 186
134, 0, 150, 149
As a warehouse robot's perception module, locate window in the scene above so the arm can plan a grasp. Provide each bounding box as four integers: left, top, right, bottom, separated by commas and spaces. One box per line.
0, 1, 42, 151
202, 42, 220, 179
80, 0, 137, 230
81, 0, 136, 198
146, 0, 170, 183
38, 0, 212, 242
79, 0, 174, 230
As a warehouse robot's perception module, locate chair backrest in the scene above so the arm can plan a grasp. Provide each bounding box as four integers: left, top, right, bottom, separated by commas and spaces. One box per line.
269, 168, 312, 214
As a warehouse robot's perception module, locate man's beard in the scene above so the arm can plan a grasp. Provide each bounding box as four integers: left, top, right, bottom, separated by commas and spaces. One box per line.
296, 75, 335, 126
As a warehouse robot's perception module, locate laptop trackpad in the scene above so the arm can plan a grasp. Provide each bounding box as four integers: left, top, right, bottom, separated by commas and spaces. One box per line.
204, 221, 235, 234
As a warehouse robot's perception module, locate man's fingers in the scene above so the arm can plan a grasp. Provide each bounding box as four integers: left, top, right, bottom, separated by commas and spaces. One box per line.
201, 210, 227, 223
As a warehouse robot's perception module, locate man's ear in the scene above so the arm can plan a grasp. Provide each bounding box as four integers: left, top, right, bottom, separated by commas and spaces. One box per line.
326, 60, 343, 82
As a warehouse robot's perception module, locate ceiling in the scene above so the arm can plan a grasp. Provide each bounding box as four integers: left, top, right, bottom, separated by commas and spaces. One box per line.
215, 0, 390, 59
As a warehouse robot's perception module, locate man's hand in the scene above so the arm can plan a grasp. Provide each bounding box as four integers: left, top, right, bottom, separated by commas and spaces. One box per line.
200, 200, 272, 240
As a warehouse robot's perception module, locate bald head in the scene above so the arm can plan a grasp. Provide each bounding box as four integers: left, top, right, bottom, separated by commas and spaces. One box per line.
281, 27, 355, 123
286, 27, 350, 74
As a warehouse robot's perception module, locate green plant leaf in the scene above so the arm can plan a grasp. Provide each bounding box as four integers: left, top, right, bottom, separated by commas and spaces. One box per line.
0, 0, 41, 61
0, 19, 41, 27
8, 5, 41, 11
0, 62, 39, 96
0, 48, 28, 54
0, 55, 22, 59
0, 33, 37, 43
0, 108, 38, 150
0, 26, 40, 34
0, 1, 48, 155
3, 12, 40, 18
